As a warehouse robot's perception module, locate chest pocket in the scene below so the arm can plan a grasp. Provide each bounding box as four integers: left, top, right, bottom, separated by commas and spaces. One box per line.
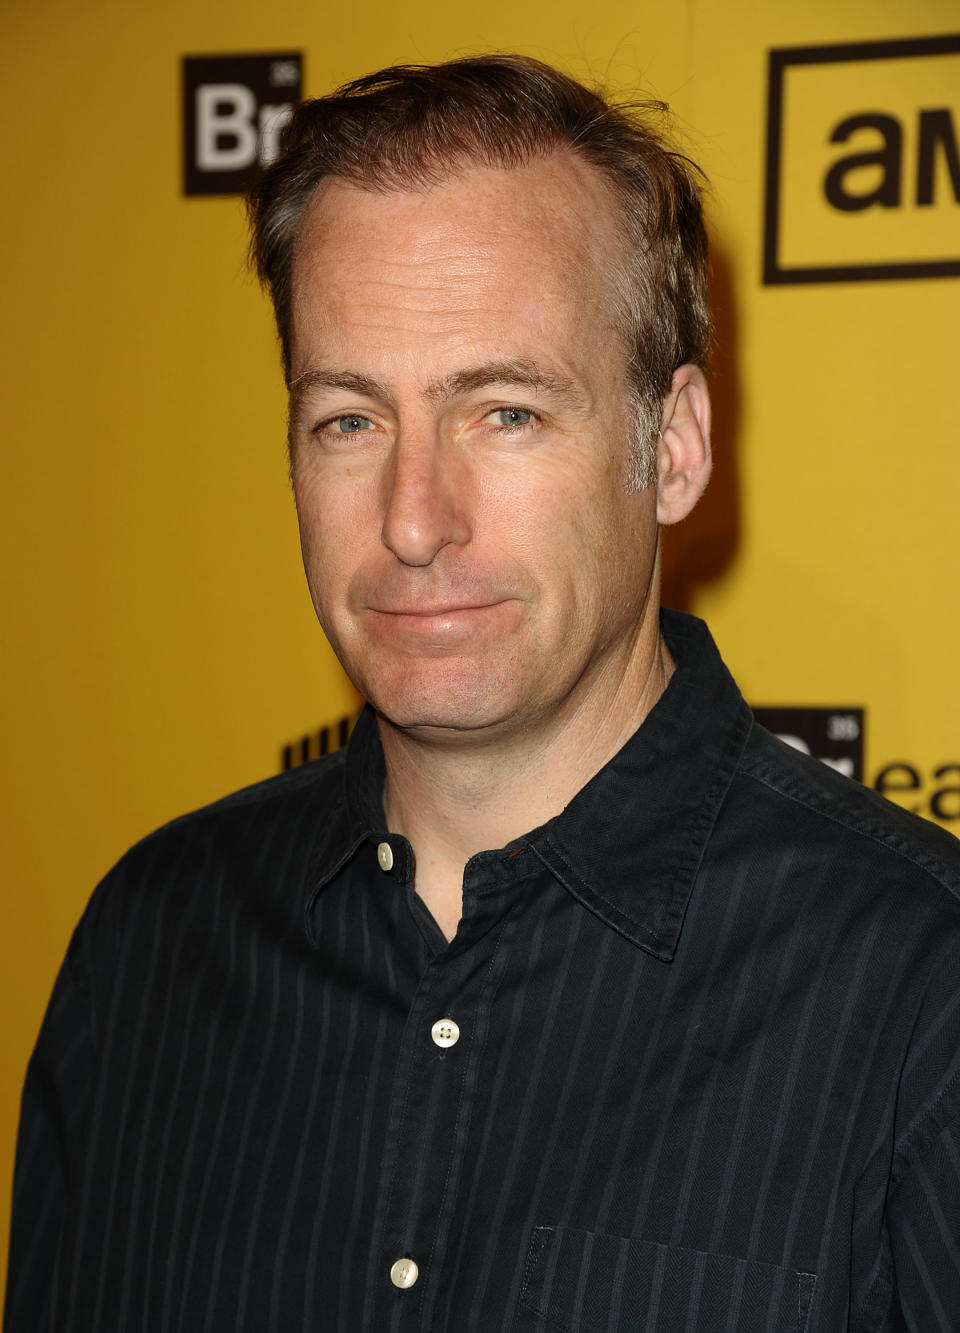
517, 1226, 817, 1333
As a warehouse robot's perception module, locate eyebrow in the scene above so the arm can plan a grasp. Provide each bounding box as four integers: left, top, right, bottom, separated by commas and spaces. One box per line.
287, 357, 586, 419
424, 359, 585, 409
288, 368, 395, 419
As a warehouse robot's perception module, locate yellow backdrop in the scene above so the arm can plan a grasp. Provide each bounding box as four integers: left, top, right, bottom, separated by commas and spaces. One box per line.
2, 0, 958, 1285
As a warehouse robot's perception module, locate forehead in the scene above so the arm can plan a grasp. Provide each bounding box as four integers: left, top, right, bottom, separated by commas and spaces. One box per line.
288, 154, 625, 377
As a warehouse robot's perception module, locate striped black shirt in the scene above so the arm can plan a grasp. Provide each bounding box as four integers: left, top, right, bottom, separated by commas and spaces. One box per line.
6, 611, 960, 1332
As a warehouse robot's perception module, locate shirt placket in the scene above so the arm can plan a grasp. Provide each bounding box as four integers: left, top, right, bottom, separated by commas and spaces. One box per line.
365, 846, 521, 1333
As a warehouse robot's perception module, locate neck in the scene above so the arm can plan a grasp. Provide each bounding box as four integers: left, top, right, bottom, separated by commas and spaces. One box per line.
378, 620, 674, 940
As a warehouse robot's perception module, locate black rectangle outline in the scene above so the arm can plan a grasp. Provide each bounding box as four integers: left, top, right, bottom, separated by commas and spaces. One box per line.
763, 33, 960, 285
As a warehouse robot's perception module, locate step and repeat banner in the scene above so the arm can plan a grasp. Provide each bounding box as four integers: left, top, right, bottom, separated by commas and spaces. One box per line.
2, 0, 957, 1281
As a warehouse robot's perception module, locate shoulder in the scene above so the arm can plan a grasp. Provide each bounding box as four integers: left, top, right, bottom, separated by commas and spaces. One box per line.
739, 720, 960, 889
727, 723, 960, 1142
163, 747, 347, 822
77, 752, 349, 960
735, 720, 960, 905
123, 749, 348, 873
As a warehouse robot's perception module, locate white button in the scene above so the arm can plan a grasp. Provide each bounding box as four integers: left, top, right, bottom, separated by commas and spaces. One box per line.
377, 841, 394, 872
431, 1018, 460, 1048
390, 1256, 419, 1288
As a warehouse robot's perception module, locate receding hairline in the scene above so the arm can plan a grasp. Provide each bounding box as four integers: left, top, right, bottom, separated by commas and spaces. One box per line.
289, 144, 630, 260
286, 148, 640, 377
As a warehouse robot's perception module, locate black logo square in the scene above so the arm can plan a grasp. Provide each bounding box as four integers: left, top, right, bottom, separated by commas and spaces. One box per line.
753, 706, 865, 781
182, 52, 303, 197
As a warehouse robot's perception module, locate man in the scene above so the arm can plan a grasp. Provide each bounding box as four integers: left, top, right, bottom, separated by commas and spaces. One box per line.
6, 55, 960, 1333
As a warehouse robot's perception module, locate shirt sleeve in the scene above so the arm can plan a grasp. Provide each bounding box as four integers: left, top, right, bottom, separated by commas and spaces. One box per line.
886, 1104, 960, 1332
3, 931, 97, 1333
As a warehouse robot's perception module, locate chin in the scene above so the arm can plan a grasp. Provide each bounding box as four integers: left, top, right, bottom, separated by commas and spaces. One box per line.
374, 694, 515, 738
364, 666, 522, 739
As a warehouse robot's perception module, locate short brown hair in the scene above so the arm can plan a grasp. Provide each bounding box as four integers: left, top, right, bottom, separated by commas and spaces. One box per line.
247, 54, 710, 487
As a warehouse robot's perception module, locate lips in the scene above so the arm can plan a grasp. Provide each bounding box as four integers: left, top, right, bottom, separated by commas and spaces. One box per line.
371, 602, 506, 617
362, 599, 520, 645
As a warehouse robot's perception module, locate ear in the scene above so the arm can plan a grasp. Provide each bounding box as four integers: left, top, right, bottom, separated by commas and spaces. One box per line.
656, 364, 712, 525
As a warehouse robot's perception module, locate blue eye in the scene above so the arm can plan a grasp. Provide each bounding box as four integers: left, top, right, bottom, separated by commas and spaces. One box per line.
495, 408, 532, 428
335, 415, 373, 433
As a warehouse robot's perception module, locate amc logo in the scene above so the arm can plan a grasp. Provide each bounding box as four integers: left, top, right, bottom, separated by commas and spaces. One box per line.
182, 53, 302, 196
764, 34, 960, 283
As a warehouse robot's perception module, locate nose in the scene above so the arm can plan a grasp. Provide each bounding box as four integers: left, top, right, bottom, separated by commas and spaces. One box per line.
380, 432, 470, 567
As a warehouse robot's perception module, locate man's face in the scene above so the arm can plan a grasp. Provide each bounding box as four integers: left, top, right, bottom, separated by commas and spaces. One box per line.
288, 152, 662, 743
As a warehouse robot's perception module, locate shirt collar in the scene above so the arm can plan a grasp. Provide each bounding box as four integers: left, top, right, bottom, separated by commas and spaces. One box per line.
525, 611, 753, 960
307, 610, 752, 962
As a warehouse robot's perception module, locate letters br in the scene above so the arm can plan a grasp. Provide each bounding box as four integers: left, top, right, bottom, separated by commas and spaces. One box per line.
182, 52, 303, 197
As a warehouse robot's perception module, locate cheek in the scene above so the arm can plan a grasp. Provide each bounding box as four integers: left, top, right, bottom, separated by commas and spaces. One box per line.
294, 471, 370, 599
572, 492, 658, 612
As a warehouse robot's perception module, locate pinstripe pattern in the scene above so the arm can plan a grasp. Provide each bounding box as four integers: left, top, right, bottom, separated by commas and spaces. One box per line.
5, 613, 960, 1332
